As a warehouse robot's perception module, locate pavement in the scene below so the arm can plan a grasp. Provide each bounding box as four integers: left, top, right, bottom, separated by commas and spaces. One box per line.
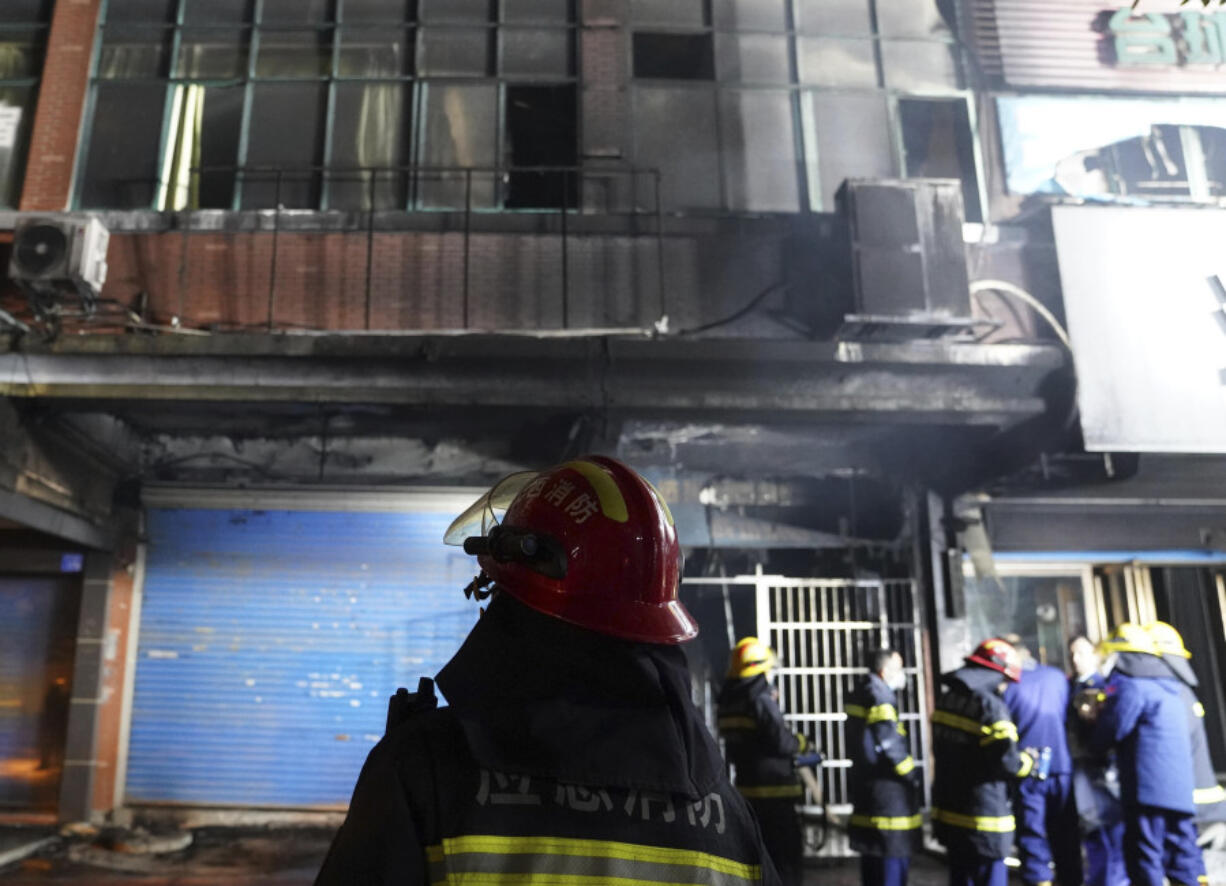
0, 826, 1222, 885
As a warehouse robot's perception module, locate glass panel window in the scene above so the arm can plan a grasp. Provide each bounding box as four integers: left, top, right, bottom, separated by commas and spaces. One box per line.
0, 28, 46, 78
882, 40, 960, 91
720, 89, 798, 212
80, 82, 167, 208
633, 86, 720, 209
876, 0, 951, 38
420, 0, 490, 23
255, 29, 333, 77
193, 85, 245, 209
338, 27, 410, 76
630, 0, 706, 27
713, 0, 786, 32
808, 92, 895, 209
243, 82, 326, 207
503, 0, 572, 23
0, 84, 35, 207
633, 33, 715, 79
261, 0, 331, 24
418, 27, 490, 76
963, 571, 1088, 672
176, 29, 249, 79
99, 27, 171, 78
798, 38, 876, 87
500, 28, 571, 78
342, 0, 415, 22
183, 0, 251, 25
105, 0, 177, 23
0, 0, 53, 23
330, 81, 410, 209
716, 34, 790, 84
419, 82, 497, 208
796, 0, 871, 36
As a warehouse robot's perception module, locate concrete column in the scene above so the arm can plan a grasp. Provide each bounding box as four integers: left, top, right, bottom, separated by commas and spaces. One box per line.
58, 550, 112, 823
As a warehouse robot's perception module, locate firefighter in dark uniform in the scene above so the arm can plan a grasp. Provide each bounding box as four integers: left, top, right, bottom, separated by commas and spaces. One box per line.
1067, 635, 1127, 886
1002, 638, 1082, 886
931, 638, 1039, 886
717, 636, 809, 886
314, 456, 782, 886
1147, 622, 1226, 831
1086, 622, 1207, 886
846, 648, 921, 886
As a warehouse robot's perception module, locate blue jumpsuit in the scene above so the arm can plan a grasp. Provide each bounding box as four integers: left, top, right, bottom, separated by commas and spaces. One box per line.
1092, 658, 1207, 886
1004, 663, 1081, 886
1068, 673, 1126, 886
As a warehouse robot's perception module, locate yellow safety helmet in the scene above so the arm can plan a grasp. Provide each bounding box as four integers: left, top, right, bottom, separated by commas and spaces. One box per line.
1099, 622, 1159, 656
728, 637, 777, 678
1146, 621, 1192, 659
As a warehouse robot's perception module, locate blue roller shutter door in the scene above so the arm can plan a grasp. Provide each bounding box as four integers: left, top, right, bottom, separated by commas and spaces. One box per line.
125, 506, 478, 807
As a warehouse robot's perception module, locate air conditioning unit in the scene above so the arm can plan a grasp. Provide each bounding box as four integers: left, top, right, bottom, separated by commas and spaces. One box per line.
8, 216, 110, 311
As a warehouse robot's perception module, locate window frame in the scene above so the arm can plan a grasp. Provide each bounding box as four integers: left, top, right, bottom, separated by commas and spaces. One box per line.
75, 0, 580, 211
0, 10, 53, 208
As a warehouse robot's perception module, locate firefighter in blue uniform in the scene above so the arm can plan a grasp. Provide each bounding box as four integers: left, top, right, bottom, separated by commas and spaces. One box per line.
1146, 622, 1226, 827
1086, 622, 1207, 886
314, 456, 782, 886
1002, 636, 1082, 886
718, 636, 810, 886
846, 648, 921, 886
1067, 635, 1127, 886
931, 637, 1039, 886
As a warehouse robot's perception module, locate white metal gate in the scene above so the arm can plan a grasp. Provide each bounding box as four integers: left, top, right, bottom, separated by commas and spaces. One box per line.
686, 571, 930, 857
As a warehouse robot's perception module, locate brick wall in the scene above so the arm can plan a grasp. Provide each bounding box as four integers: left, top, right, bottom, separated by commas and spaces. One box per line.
20, 0, 102, 212
90, 226, 790, 334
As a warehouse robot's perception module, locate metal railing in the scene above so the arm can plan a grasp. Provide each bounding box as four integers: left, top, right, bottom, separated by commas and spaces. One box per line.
162, 164, 667, 334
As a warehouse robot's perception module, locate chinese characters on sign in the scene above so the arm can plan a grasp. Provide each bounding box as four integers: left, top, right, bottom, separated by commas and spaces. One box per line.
1112, 7, 1226, 65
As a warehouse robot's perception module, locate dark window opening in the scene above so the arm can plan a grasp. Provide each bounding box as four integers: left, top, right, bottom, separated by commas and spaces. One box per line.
505, 84, 577, 209
899, 97, 981, 223
196, 86, 245, 209
632, 32, 715, 80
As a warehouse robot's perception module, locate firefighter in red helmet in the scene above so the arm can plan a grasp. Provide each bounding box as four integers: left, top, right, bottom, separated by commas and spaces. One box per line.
931, 638, 1041, 886
315, 455, 781, 886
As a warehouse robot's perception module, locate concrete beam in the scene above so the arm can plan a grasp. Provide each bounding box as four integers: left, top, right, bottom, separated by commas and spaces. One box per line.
0, 336, 1063, 428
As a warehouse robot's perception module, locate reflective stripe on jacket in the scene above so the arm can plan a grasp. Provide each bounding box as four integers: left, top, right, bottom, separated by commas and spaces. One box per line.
931, 666, 1033, 860
846, 673, 920, 857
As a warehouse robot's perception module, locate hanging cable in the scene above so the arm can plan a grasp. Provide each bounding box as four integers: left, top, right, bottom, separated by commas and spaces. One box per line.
969, 279, 1072, 350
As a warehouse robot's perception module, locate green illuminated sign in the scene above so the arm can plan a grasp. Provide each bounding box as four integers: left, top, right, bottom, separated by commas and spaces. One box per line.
1111, 7, 1226, 65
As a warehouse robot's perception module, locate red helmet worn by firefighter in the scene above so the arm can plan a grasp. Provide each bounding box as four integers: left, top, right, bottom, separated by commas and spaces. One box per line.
965, 637, 1023, 682
445, 455, 695, 644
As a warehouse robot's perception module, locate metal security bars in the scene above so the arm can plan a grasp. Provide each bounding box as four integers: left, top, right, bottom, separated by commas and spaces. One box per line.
683, 570, 930, 858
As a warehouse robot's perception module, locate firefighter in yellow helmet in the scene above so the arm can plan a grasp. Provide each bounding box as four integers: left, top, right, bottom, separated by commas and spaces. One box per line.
717, 637, 812, 886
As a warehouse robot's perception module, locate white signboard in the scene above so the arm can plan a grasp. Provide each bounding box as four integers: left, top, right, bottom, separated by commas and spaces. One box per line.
1053, 205, 1226, 453
0, 105, 21, 150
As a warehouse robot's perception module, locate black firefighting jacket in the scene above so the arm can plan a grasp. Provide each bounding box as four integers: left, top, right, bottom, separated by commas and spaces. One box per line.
314, 594, 782, 886
1162, 656, 1226, 822
931, 666, 1035, 860
846, 673, 921, 857
716, 674, 805, 801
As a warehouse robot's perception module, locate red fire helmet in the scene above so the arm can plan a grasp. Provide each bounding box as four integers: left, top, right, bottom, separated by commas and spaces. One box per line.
965, 637, 1023, 682
445, 455, 695, 644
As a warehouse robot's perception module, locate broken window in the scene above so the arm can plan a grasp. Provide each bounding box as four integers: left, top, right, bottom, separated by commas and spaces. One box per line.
505, 84, 577, 210
899, 97, 981, 222
997, 95, 1226, 205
